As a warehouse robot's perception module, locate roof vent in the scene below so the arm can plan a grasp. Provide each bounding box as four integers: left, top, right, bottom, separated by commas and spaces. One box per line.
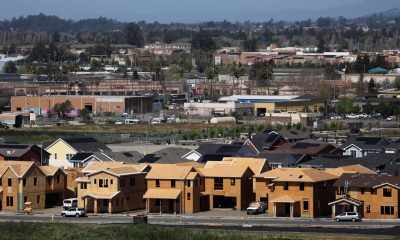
299, 175, 303, 179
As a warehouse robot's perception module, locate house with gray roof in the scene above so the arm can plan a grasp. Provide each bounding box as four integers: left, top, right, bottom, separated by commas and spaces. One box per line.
341, 137, 390, 158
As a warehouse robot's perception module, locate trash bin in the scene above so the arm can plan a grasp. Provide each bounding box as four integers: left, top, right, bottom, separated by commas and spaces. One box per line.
132, 214, 148, 224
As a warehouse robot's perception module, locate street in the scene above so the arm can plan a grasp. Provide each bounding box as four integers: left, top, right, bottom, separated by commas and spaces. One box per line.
0, 213, 398, 236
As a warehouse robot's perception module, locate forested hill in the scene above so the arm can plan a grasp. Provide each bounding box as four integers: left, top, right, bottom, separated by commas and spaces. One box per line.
0, 14, 124, 32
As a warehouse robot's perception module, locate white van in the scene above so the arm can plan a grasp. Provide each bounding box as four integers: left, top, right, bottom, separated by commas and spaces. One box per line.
63, 198, 78, 209
151, 118, 162, 124
124, 119, 140, 124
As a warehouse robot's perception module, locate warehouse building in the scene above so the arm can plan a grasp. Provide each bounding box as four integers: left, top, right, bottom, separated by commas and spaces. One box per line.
11, 95, 154, 115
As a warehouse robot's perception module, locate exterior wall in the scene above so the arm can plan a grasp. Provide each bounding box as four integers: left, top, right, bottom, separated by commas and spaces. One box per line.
336, 186, 400, 219
45, 171, 67, 193
77, 172, 147, 213
343, 146, 363, 158
1, 166, 46, 212
203, 169, 254, 211
46, 140, 77, 168
184, 102, 253, 117
146, 175, 202, 214
255, 178, 335, 218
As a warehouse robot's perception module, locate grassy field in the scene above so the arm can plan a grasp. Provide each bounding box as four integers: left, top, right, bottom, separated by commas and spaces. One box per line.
0, 222, 383, 240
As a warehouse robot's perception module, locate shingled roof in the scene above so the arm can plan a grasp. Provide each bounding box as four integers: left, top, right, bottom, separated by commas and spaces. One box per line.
340, 137, 390, 150
334, 173, 400, 189
44, 137, 111, 153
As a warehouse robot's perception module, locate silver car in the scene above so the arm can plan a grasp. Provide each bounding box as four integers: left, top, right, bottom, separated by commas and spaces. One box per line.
334, 212, 361, 222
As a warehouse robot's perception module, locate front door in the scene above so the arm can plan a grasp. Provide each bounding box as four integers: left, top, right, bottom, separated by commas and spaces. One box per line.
169, 199, 174, 213
284, 203, 291, 217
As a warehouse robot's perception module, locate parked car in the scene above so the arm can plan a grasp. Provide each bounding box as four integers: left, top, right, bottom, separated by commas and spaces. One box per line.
61, 208, 87, 217
330, 115, 342, 120
334, 212, 361, 222
386, 116, 396, 121
151, 118, 163, 124
356, 113, 368, 119
246, 201, 267, 215
63, 198, 77, 210
346, 114, 358, 119
114, 120, 124, 125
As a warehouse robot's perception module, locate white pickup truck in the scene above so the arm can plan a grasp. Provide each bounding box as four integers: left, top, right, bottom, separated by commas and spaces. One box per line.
246, 201, 267, 215
61, 208, 87, 217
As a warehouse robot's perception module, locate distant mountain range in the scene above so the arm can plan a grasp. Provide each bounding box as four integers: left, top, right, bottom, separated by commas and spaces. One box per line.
115, 0, 400, 22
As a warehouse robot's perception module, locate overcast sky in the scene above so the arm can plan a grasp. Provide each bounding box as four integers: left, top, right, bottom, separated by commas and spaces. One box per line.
1, 0, 398, 22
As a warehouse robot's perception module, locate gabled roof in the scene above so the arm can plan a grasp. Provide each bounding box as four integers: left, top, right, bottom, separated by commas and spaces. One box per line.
199, 164, 252, 178
139, 147, 192, 164
0, 161, 45, 178
40, 166, 66, 176
262, 130, 311, 141
334, 173, 400, 189
218, 157, 270, 175
324, 164, 376, 177
271, 141, 336, 155
0, 144, 49, 158
328, 196, 363, 207
256, 168, 338, 182
248, 133, 286, 151
44, 137, 111, 153
87, 166, 143, 177
341, 137, 390, 151
81, 162, 127, 174
145, 164, 194, 180
300, 154, 398, 173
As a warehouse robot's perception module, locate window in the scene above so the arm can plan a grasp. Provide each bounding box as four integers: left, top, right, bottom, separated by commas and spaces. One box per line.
284, 182, 289, 190
350, 150, 357, 157
23, 178, 26, 187
7, 178, 12, 187
171, 180, 176, 188
156, 179, 160, 187
383, 188, 392, 197
110, 179, 113, 185
24, 196, 27, 203
303, 201, 309, 211
16, 108, 21, 111
230, 178, 236, 186
370, 188, 375, 195
381, 206, 395, 215
187, 193, 191, 200
56, 175, 60, 184
186, 180, 191, 187
94, 179, 97, 184
214, 177, 223, 190
299, 182, 305, 191
80, 183, 87, 189
367, 205, 371, 213
130, 178, 136, 187
54, 153, 57, 160
37, 195, 40, 204
34, 177, 37, 186
6, 196, 13, 206
361, 187, 364, 194
99, 179, 108, 188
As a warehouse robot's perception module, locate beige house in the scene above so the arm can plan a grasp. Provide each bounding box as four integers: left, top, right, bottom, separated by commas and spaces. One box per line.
76, 162, 149, 213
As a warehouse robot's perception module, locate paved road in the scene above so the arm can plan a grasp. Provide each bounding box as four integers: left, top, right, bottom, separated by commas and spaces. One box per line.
0, 214, 399, 236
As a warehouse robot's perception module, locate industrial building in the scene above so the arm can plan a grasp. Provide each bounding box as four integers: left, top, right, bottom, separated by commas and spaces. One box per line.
11, 95, 154, 115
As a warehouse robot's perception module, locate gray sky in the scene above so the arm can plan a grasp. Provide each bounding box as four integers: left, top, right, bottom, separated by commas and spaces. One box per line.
1, 0, 399, 22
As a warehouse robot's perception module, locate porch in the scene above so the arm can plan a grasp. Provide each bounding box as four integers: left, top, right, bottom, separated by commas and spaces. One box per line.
328, 196, 363, 217
82, 191, 121, 214
272, 195, 300, 218
144, 189, 182, 214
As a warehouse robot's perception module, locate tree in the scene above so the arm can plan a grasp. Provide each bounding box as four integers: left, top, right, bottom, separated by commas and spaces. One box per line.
80, 108, 91, 121
124, 23, 144, 47
243, 38, 257, 52
231, 63, 246, 84
363, 102, 374, 114
394, 77, 400, 90
3, 61, 17, 73
191, 29, 215, 52
54, 100, 73, 118
132, 70, 140, 80
335, 98, 354, 114
323, 64, 339, 79
250, 61, 273, 91
368, 78, 376, 93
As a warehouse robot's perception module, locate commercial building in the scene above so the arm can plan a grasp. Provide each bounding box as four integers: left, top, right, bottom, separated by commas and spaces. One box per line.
11, 95, 154, 115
